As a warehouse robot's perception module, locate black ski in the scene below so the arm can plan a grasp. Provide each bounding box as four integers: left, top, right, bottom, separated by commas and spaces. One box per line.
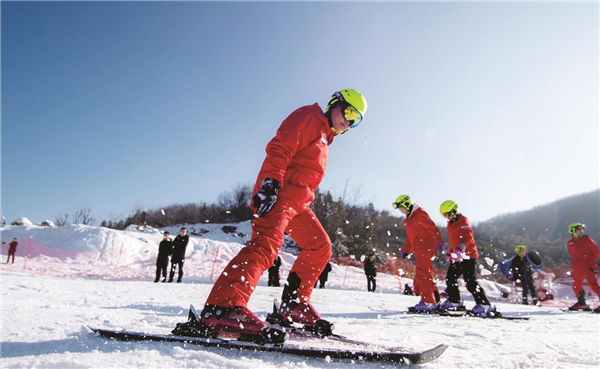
436, 310, 531, 320
371, 306, 531, 320
90, 327, 449, 365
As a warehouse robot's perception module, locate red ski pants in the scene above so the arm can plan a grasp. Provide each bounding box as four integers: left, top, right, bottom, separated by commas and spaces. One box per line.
205, 201, 331, 307
572, 266, 600, 297
413, 257, 437, 304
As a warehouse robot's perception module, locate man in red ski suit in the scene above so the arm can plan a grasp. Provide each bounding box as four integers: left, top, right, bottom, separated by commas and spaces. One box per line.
567, 223, 600, 312
394, 195, 444, 312
197, 89, 368, 343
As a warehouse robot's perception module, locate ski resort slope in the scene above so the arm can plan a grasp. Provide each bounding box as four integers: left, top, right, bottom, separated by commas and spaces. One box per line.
1, 223, 599, 368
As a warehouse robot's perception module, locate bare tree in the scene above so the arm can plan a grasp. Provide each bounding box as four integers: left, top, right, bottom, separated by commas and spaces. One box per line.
55, 213, 69, 226
72, 206, 96, 225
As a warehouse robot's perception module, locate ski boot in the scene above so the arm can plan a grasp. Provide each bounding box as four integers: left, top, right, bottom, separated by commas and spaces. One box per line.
522, 297, 528, 305
569, 291, 591, 311
173, 305, 287, 345
471, 304, 497, 317
438, 299, 466, 312
568, 302, 591, 311
593, 306, 600, 314
266, 272, 334, 336
408, 301, 437, 314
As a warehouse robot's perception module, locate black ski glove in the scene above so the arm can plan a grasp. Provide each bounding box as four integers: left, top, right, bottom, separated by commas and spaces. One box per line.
252, 178, 281, 217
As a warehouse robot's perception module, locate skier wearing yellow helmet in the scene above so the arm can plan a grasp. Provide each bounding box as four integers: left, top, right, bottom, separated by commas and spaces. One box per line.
438, 200, 494, 316
510, 245, 538, 305
191, 89, 368, 343
566, 223, 600, 312
393, 195, 445, 313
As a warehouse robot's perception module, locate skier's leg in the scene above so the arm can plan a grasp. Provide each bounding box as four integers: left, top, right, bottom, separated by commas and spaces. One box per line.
373, 276, 377, 292
445, 261, 462, 303
284, 207, 331, 304
572, 267, 584, 299
582, 267, 600, 296
463, 259, 491, 305
414, 258, 436, 304
205, 203, 295, 307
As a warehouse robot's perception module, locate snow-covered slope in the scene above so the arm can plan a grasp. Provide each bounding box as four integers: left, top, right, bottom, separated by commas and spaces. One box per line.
1, 223, 599, 368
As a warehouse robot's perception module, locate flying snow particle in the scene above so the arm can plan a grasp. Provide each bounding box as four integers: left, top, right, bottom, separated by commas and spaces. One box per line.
485, 257, 494, 267
160, 209, 165, 216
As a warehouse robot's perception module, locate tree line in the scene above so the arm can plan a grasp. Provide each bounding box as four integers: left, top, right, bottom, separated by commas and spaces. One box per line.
67, 186, 598, 269
96, 185, 598, 268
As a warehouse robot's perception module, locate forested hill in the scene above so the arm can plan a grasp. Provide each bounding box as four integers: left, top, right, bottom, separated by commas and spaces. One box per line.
472, 189, 599, 267
477, 189, 599, 244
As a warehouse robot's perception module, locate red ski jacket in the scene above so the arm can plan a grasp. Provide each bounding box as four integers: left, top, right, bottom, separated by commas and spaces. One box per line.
447, 214, 478, 260
567, 235, 599, 269
251, 103, 336, 211
402, 205, 443, 259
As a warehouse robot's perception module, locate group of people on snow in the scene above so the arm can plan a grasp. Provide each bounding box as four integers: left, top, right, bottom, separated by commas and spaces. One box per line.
154, 227, 189, 283
163, 89, 598, 344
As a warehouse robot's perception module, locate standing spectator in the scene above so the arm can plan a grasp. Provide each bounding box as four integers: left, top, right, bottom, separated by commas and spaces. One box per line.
403, 283, 415, 296
315, 261, 332, 289
268, 255, 282, 287
155, 232, 173, 283
567, 223, 600, 312
438, 200, 493, 316
395, 195, 445, 312
7, 238, 18, 264
510, 245, 537, 305
364, 254, 377, 292
169, 227, 189, 283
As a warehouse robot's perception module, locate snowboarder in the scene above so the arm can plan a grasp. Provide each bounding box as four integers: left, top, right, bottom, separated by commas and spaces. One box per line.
6, 238, 17, 264
169, 227, 189, 283
268, 255, 281, 287
438, 200, 493, 316
395, 195, 445, 312
364, 254, 377, 292
510, 245, 538, 305
315, 261, 332, 289
155, 232, 173, 283
198, 89, 368, 342
566, 223, 600, 312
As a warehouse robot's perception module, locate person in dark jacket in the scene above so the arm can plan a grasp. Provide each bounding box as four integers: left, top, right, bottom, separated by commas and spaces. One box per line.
268, 255, 282, 287
364, 254, 377, 292
511, 245, 538, 305
169, 227, 189, 283
315, 262, 332, 289
7, 238, 18, 264
403, 283, 415, 296
155, 232, 173, 283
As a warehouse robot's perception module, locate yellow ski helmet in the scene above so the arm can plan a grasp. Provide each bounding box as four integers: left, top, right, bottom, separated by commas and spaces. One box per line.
568, 223, 585, 236
440, 200, 459, 219
326, 89, 367, 128
515, 245, 526, 254
392, 195, 412, 210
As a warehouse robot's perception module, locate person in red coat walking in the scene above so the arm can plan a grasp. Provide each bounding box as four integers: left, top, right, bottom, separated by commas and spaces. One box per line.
197, 89, 368, 343
394, 195, 445, 312
438, 200, 493, 316
567, 223, 600, 313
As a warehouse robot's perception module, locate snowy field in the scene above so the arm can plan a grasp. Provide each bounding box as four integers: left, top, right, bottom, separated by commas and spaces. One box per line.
1, 223, 599, 368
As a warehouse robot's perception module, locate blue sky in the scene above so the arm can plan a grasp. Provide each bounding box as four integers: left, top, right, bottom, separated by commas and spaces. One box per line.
2, 2, 598, 225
